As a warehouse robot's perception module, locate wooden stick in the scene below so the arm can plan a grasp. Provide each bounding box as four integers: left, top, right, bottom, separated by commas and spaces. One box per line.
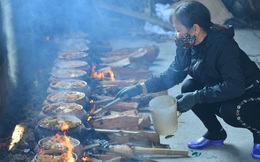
85, 128, 156, 135
93, 98, 114, 105
83, 143, 100, 150
132, 146, 189, 156
96, 147, 157, 162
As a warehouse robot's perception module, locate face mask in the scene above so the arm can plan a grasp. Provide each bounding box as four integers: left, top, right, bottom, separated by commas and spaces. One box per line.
175, 32, 196, 49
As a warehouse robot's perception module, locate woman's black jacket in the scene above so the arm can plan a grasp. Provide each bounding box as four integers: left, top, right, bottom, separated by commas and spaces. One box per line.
145, 26, 260, 103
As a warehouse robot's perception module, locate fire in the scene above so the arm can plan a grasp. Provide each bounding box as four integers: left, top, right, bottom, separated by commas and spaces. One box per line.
39, 148, 45, 154
48, 121, 75, 162
61, 121, 69, 132
82, 152, 92, 162
55, 133, 74, 162
8, 123, 25, 151
91, 63, 115, 81
87, 100, 98, 121
87, 104, 95, 121
87, 114, 93, 122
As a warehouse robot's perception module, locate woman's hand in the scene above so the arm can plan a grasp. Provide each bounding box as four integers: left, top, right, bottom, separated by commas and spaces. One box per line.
176, 91, 201, 112
115, 84, 142, 100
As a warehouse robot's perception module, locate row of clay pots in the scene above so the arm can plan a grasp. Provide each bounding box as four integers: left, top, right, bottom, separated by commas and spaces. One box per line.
33, 35, 92, 162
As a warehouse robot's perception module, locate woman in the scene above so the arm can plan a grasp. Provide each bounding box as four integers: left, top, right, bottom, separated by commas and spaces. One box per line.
115, 1, 260, 159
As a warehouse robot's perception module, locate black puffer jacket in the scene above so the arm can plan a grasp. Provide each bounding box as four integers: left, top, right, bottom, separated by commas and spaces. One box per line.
145, 26, 260, 103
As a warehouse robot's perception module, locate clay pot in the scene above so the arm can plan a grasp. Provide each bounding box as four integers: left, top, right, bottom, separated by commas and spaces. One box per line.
60, 44, 90, 53
37, 115, 82, 131
38, 102, 87, 122
54, 60, 90, 71
36, 135, 84, 158
47, 79, 91, 98
34, 115, 86, 141
34, 149, 78, 162
57, 52, 89, 61
49, 69, 89, 82
43, 91, 90, 110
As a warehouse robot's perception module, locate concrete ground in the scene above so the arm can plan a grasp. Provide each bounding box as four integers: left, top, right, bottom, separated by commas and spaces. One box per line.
108, 28, 260, 162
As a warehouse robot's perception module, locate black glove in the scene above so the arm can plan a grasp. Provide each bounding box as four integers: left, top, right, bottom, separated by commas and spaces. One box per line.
115, 84, 142, 100
176, 91, 201, 113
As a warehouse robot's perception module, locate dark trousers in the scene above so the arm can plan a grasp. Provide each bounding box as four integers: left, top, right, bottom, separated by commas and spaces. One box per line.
181, 79, 260, 143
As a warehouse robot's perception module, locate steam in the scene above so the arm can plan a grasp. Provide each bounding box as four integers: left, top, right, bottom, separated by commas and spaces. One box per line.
1, 0, 17, 86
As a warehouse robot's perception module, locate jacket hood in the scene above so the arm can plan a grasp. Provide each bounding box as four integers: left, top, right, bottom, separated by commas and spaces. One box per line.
207, 25, 235, 45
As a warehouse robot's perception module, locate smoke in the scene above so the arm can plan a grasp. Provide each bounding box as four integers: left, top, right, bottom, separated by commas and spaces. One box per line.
1, 0, 17, 87
1, 0, 146, 93
0, 0, 149, 138
11, 0, 101, 40
5, 0, 100, 88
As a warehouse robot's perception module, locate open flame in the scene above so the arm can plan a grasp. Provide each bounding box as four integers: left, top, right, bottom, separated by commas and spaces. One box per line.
87, 114, 93, 122
55, 133, 74, 162
8, 123, 25, 151
39, 148, 45, 154
91, 63, 115, 81
87, 100, 96, 121
61, 121, 69, 132
82, 152, 92, 162
48, 121, 75, 162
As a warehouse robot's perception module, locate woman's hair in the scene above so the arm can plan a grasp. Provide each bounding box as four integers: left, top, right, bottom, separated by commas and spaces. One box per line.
170, 1, 212, 31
